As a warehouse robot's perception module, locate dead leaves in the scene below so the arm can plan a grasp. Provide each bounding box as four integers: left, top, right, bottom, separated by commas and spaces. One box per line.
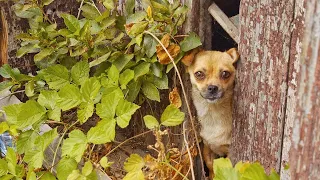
169, 87, 182, 108
156, 34, 180, 65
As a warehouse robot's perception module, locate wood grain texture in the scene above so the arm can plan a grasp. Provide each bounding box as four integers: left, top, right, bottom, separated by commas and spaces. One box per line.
230, 0, 304, 174
289, 0, 320, 178
0, 9, 8, 67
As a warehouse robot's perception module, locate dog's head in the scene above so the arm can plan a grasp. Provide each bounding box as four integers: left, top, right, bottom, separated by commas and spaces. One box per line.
183, 48, 239, 103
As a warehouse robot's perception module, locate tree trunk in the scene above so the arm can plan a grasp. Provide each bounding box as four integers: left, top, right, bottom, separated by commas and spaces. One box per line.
289, 0, 320, 178
230, 0, 305, 178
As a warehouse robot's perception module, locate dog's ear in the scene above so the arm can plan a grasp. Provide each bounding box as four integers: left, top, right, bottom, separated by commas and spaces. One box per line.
226, 48, 240, 63
181, 48, 202, 66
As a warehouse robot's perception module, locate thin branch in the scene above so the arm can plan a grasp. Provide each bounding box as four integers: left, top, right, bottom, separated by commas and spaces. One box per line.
144, 30, 206, 179
0, 90, 25, 101
106, 130, 152, 156
183, 121, 195, 180
77, 0, 85, 19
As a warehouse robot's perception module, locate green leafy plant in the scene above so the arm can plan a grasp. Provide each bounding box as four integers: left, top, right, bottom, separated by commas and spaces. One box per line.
0, 0, 201, 179
213, 158, 280, 180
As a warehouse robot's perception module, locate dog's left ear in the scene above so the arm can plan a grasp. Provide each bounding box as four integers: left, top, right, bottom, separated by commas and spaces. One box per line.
226, 48, 240, 63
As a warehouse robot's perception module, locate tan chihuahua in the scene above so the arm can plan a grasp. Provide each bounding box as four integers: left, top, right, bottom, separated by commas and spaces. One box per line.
183, 48, 239, 179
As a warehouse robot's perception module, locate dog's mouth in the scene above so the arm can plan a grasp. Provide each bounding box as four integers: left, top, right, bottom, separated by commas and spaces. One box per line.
200, 92, 224, 103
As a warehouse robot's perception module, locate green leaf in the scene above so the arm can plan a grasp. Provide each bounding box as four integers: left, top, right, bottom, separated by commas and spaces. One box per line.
119, 69, 134, 89
34, 48, 53, 62
0, 159, 8, 176
103, 0, 115, 9
24, 148, 44, 169
153, 74, 168, 89
3, 103, 23, 125
71, 61, 90, 86
0, 81, 14, 92
123, 170, 144, 180
67, 170, 85, 180
96, 88, 122, 119
124, 154, 145, 172
0, 122, 9, 134
61, 13, 80, 33
87, 119, 116, 144
126, 11, 146, 24
108, 65, 119, 85
113, 54, 134, 71
100, 157, 114, 169
214, 158, 233, 174
25, 80, 35, 97
115, 99, 140, 128
43, 64, 70, 90
16, 130, 38, 154
268, 169, 280, 180
126, 80, 142, 102
134, 62, 150, 80
48, 108, 61, 121
142, 82, 160, 102
143, 35, 157, 58
82, 161, 93, 176
61, 130, 87, 162
57, 84, 82, 111
57, 157, 78, 180
37, 172, 56, 180
16, 44, 39, 58
143, 115, 159, 129
127, 22, 148, 36
43, 0, 54, 5
81, 4, 100, 20
80, 77, 101, 101
242, 163, 269, 180
35, 128, 58, 151
6, 148, 16, 175
89, 52, 111, 68
27, 168, 37, 180
179, 32, 202, 52
77, 102, 94, 124
160, 104, 185, 126
38, 90, 59, 110
16, 100, 47, 129
125, 0, 135, 15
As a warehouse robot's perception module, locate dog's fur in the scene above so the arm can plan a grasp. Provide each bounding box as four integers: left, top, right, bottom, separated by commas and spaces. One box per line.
184, 48, 239, 178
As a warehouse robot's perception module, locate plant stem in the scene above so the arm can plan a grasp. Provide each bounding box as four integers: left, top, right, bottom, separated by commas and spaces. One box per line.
144, 30, 205, 179
0, 90, 25, 101
77, 0, 85, 19
106, 130, 152, 156
163, 161, 188, 180
50, 120, 79, 173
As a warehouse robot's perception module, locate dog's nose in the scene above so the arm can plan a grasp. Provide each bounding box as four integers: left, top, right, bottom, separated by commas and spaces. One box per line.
207, 85, 218, 94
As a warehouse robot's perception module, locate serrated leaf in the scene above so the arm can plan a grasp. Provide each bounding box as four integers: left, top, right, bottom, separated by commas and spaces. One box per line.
214, 158, 233, 173
43, 64, 70, 90
134, 62, 150, 80
0, 159, 8, 176
87, 119, 116, 144
61, 130, 87, 162
143, 115, 159, 129
179, 32, 202, 52
16, 130, 38, 154
142, 82, 160, 102
89, 52, 111, 68
160, 104, 184, 126
124, 154, 145, 172
242, 163, 269, 180
57, 84, 82, 111
96, 88, 122, 119
61, 13, 80, 33
0, 122, 9, 134
35, 128, 58, 151
105, 66, 118, 88
6, 148, 16, 175
25, 80, 35, 97
119, 69, 134, 89
34, 48, 53, 62
67, 170, 85, 180
77, 102, 94, 124
27, 168, 37, 180
143, 35, 157, 58
81, 4, 100, 20
80, 77, 101, 101
48, 108, 61, 121
115, 99, 140, 128
37, 172, 56, 180
16, 100, 47, 129
71, 61, 89, 86
123, 170, 144, 180
57, 157, 78, 180
38, 90, 59, 110
3, 103, 23, 125
153, 74, 168, 89
100, 157, 114, 169
24, 148, 44, 169
82, 161, 93, 176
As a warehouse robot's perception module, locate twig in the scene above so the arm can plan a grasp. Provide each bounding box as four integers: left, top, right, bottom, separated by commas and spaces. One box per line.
106, 130, 152, 156
183, 121, 195, 180
77, 0, 85, 19
89, 0, 102, 15
144, 30, 206, 179
88, 144, 96, 160
50, 120, 79, 173
0, 90, 25, 101
163, 161, 188, 180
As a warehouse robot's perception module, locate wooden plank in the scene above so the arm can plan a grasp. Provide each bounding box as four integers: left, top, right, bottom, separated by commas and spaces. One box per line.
208, 2, 239, 43
230, 0, 304, 174
289, 0, 320, 178
0, 9, 8, 68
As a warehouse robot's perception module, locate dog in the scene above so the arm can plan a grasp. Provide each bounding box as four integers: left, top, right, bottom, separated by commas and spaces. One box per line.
183, 48, 239, 179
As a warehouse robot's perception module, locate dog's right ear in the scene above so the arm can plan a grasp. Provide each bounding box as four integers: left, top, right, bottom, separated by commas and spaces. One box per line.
181, 48, 202, 66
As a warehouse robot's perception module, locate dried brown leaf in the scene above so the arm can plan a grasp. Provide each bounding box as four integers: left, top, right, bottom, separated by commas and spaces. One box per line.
169, 87, 182, 108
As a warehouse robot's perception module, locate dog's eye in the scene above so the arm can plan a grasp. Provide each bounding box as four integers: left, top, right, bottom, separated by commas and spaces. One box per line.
221, 71, 231, 79
194, 71, 205, 80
